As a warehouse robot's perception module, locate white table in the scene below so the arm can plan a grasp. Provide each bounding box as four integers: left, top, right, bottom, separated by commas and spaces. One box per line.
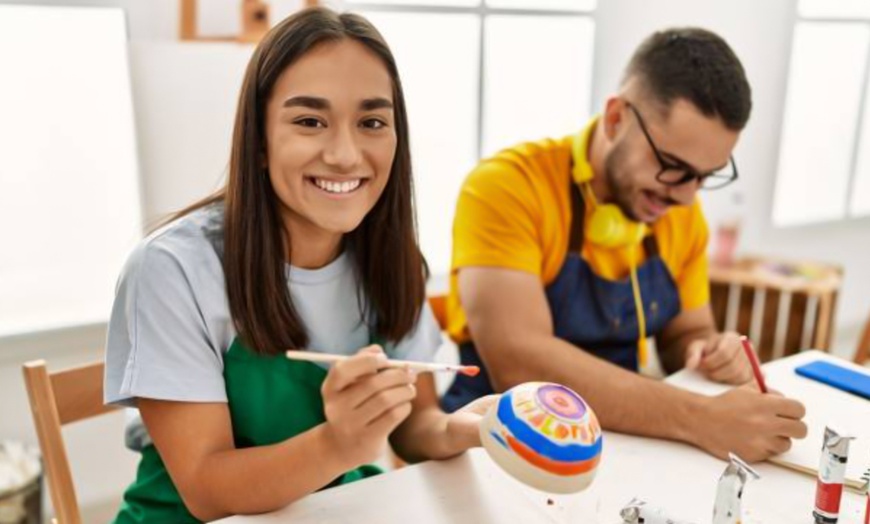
216, 351, 869, 523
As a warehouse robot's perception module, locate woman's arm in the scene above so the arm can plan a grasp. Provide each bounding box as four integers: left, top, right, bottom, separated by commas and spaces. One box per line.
388, 373, 496, 463
139, 400, 345, 521
140, 347, 416, 521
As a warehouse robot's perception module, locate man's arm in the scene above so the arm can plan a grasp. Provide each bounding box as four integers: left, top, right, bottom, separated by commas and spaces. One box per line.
656, 305, 754, 384
458, 266, 808, 461
460, 266, 702, 439
655, 305, 717, 374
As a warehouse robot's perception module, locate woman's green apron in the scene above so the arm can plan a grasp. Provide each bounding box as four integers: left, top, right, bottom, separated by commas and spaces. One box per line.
113, 339, 382, 523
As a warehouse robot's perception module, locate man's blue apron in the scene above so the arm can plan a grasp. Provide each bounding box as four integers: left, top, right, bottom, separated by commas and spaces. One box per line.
442, 182, 682, 412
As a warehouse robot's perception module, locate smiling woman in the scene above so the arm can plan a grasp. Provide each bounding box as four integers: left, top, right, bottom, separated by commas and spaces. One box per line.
102, 7, 497, 523
264, 41, 398, 269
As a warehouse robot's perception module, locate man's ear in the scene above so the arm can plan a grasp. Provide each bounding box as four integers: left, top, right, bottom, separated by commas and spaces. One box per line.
602, 96, 627, 141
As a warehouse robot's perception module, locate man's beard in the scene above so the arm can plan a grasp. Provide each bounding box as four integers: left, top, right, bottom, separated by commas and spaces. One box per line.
603, 141, 643, 222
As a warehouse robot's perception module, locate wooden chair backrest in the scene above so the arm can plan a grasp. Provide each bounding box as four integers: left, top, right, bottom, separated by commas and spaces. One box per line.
21, 360, 119, 524
709, 257, 843, 362
428, 293, 448, 331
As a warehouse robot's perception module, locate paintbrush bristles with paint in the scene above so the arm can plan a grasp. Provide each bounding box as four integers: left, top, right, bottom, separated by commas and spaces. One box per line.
285, 350, 481, 376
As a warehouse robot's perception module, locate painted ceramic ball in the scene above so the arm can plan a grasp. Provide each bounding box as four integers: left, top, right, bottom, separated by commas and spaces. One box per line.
480, 382, 602, 494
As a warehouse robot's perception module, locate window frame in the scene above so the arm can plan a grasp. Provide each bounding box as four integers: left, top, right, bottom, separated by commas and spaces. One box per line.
347, 1, 597, 160
775, 4, 870, 225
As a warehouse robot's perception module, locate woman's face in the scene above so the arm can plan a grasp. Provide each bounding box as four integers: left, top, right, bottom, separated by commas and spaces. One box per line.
264, 39, 397, 247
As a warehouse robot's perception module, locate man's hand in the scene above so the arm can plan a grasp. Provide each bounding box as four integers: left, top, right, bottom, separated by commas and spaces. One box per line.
685, 331, 754, 384
691, 384, 807, 462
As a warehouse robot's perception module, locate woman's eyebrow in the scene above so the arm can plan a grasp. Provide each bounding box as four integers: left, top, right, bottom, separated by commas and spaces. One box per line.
283, 95, 329, 110
360, 97, 393, 111
281, 96, 393, 112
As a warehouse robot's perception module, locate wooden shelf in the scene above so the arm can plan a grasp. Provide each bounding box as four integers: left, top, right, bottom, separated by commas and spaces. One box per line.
179, 0, 289, 44
709, 256, 842, 296
708, 256, 843, 361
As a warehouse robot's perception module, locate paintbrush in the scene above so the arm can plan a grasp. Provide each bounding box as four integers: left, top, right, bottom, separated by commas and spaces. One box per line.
285, 350, 481, 377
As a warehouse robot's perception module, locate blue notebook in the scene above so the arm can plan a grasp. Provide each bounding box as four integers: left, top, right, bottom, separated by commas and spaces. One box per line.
795, 360, 870, 400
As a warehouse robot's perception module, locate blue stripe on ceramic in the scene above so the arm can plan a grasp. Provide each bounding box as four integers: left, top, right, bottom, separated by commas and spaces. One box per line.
496, 391, 602, 462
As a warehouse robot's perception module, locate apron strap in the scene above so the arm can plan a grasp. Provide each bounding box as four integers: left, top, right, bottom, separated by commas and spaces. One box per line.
642, 234, 659, 257
569, 181, 585, 252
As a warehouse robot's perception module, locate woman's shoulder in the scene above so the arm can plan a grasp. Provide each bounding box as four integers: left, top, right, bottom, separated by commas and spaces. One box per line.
123, 203, 226, 289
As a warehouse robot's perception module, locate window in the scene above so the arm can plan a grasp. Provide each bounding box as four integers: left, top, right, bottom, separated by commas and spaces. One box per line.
0, 6, 142, 337
774, 1, 870, 225
350, 1, 596, 274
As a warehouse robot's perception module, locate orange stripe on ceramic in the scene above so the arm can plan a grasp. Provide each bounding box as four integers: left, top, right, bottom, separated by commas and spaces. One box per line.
506, 434, 600, 476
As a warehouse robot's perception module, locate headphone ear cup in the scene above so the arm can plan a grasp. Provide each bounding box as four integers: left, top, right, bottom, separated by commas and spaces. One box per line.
587, 204, 645, 249
587, 204, 625, 248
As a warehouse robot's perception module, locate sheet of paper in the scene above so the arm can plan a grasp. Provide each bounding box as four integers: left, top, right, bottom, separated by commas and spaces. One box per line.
667, 351, 870, 492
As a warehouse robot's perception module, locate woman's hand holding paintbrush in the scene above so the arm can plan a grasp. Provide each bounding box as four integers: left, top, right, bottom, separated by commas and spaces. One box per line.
310, 345, 421, 469
292, 346, 491, 465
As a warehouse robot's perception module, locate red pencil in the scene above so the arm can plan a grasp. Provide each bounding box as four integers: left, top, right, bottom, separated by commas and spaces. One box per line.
740, 336, 767, 393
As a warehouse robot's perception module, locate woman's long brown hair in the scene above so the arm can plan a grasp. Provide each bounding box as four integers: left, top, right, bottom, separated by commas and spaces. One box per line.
171, 7, 425, 355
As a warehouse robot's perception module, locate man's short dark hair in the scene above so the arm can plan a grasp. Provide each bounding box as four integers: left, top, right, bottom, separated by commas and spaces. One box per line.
623, 27, 752, 131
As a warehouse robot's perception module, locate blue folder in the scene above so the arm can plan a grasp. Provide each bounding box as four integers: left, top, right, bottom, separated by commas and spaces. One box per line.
795, 360, 870, 400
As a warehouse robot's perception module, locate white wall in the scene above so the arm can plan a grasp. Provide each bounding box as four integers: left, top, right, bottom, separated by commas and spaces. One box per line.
2, 0, 870, 519
0, 1, 292, 517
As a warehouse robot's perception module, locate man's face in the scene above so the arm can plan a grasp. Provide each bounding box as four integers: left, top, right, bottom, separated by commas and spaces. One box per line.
603, 97, 740, 223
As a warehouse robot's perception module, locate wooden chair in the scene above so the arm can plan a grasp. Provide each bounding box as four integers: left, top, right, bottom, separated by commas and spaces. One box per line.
708, 256, 843, 363
428, 293, 448, 331
21, 360, 119, 524
855, 313, 870, 365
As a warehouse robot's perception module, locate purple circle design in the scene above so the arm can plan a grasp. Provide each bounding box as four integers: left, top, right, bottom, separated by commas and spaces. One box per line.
535, 384, 586, 421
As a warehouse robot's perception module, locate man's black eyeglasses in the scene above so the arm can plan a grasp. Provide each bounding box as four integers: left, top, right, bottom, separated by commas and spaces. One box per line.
626, 101, 738, 190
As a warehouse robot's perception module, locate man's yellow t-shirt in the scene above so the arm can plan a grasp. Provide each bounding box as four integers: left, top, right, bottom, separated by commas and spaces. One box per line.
447, 132, 710, 344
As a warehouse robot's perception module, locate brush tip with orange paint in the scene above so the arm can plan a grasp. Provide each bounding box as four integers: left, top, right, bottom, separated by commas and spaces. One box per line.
460, 365, 480, 377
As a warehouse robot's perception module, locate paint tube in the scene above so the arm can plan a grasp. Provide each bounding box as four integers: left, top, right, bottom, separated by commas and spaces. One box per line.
712, 452, 760, 524
814, 426, 855, 524
619, 497, 697, 524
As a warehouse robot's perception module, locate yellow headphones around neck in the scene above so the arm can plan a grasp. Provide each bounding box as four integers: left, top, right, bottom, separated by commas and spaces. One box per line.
571, 118, 650, 368
571, 119, 646, 249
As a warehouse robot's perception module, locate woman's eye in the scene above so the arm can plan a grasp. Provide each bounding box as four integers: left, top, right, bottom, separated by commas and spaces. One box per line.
294, 118, 325, 128
361, 118, 387, 130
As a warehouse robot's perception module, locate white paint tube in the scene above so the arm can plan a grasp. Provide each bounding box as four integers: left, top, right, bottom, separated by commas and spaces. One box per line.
620, 497, 698, 524
712, 452, 760, 524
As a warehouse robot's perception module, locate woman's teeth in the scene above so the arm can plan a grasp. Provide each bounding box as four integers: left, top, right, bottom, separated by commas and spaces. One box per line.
313, 178, 362, 194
